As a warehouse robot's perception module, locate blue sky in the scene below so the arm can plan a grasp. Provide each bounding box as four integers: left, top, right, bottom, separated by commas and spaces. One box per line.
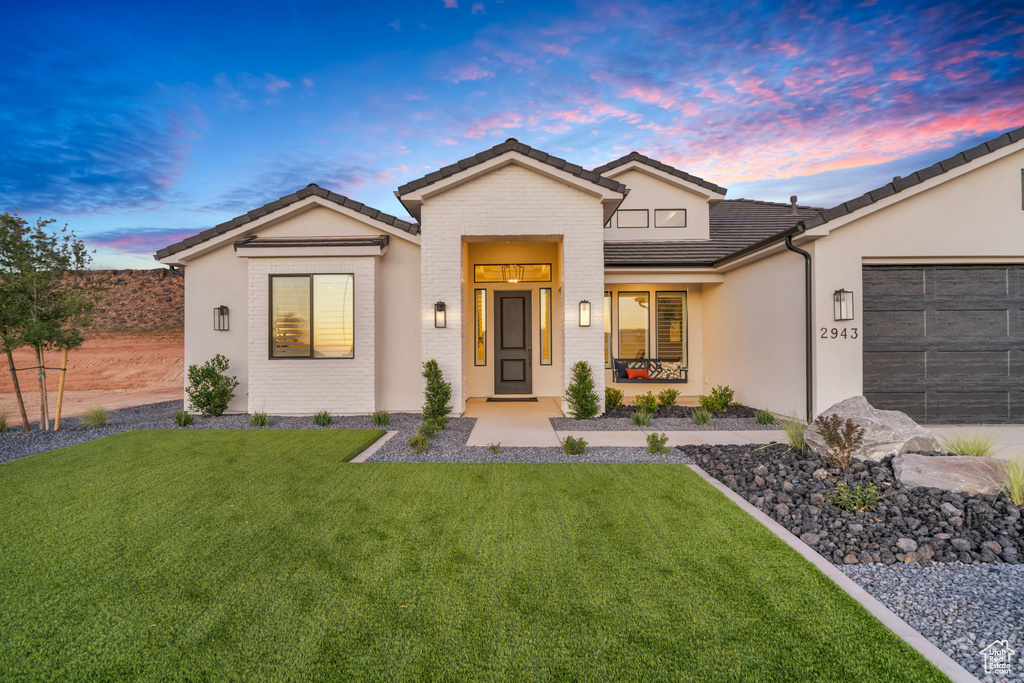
2, 0, 1022, 268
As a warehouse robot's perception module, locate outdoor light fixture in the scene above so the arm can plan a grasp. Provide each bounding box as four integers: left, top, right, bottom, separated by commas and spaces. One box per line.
434, 301, 446, 328
833, 289, 854, 321
214, 305, 229, 331
579, 300, 591, 327
501, 264, 524, 283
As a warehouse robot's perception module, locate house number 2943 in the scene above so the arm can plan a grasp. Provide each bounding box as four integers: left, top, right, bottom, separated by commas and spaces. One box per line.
821, 327, 858, 339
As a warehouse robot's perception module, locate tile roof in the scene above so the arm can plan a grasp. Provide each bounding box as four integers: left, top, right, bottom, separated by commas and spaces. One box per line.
592, 151, 728, 196
154, 184, 418, 261
800, 124, 1024, 230
603, 199, 823, 267
395, 138, 629, 196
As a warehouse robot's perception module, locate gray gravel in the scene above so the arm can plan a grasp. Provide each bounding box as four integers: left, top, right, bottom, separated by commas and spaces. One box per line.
841, 563, 1024, 681
550, 416, 777, 431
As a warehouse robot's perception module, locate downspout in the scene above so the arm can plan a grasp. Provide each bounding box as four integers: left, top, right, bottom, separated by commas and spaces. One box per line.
785, 227, 813, 424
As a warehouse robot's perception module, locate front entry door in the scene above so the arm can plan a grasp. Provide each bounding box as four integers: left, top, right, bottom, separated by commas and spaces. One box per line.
494, 291, 533, 394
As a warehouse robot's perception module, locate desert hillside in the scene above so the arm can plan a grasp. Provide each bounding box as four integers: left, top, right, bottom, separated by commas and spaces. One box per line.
2, 268, 185, 428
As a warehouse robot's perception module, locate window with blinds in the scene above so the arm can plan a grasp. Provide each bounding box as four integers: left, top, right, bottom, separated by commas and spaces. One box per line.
655, 291, 687, 365
270, 274, 354, 359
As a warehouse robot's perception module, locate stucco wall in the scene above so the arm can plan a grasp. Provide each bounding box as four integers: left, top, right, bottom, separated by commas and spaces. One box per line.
602, 168, 712, 241
420, 161, 607, 412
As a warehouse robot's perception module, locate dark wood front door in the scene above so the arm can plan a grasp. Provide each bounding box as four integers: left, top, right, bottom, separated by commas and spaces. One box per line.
494, 291, 532, 394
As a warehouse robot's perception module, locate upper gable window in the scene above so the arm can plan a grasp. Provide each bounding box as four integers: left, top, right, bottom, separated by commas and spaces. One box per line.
616, 209, 649, 228
655, 209, 687, 228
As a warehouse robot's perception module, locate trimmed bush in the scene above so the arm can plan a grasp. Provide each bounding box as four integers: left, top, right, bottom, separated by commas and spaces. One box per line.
698, 385, 734, 414
81, 407, 108, 428
646, 432, 670, 455
754, 409, 776, 426
657, 388, 679, 410
605, 387, 625, 411
691, 407, 711, 426
827, 481, 881, 512
407, 432, 431, 454
250, 411, 270, 427
631, 410, 652, 427
418, 418, 443, 438
370, 410, 391, 427
185, 354, 240, 417
632, 391, 658, 414
422, 360, 452, 429
565, 361, 600, 419
313, 410, 332, 427
172, 410, 194, 427
562, 435, 588, 455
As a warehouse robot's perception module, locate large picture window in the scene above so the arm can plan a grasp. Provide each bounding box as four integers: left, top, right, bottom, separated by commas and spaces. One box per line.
656, 291, 687, 365
270, 274, 354, 358
618, 291, 649, 359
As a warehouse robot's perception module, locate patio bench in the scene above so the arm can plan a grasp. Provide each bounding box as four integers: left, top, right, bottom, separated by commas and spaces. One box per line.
611, 358, 688, 383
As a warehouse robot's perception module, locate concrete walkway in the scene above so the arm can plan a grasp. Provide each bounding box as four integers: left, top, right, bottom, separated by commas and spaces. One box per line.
464, 398, 564, 447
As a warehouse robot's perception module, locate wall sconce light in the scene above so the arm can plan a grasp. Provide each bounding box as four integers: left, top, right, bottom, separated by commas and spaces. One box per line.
579, 300, 591, 327
214, 305, 229, 331
434, 301, 446, 328
833, 289, 854, 321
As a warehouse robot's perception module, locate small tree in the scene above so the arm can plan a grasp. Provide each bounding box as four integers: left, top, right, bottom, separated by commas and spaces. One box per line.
186, 354, 240, 417
422, 359, 452, 429
565, 360, 600, 419
0, 212, 93, 430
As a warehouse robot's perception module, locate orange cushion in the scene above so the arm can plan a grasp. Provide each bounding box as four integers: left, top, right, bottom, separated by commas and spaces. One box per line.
625, 368, 650, 380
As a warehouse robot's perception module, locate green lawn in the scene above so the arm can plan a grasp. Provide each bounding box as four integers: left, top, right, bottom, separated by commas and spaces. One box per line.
0, 431, 946, 682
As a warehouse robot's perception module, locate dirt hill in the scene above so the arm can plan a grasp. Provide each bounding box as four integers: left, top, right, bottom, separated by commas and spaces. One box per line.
69, 268, 184, 337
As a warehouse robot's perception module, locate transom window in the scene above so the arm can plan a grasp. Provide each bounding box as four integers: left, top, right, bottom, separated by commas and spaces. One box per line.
270, 274, 354, 358
655, 209, 687, 228
616, 209, 649, 228
473, 263, 551, 283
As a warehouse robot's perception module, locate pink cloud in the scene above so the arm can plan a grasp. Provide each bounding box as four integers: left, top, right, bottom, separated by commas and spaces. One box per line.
449, 64, 495, 83
770, 42, 805, 58
265, 74, 290, 93
462, 111, 524, 138
890, 69, 926, 82
849, 85, 879, 98
441, 0, 457, 7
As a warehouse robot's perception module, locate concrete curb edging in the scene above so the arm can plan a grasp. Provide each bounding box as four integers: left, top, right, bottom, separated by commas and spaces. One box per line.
687, 464, 979, 683
350, 431, 399, 463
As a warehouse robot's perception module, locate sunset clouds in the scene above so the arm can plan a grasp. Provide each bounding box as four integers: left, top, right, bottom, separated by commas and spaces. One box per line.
1, 0, 1021, 267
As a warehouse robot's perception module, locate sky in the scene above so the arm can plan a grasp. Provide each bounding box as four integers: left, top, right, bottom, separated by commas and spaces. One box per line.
1, 0, 1023, 269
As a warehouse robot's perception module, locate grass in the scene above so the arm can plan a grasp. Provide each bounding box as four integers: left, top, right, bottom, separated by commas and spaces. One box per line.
370, 410, 391, 427
940, 429, 999, 457
250, 411, 270, 427
0, 432, 947, 682
630, 409, 652, 427
691, 406, 711, 426
80, 406, 108, 427
754, 409, 776, 426
313, 410, 332, 427
782, 414, 807, 451
998, 452, 1024, 506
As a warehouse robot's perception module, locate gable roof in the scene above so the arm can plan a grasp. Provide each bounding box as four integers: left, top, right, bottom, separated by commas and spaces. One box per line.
154, 183, 418, 261
593, 151, 728, 196
604, 199, 822, 267
395, 138, 629, 197
801, 124, 1024, 231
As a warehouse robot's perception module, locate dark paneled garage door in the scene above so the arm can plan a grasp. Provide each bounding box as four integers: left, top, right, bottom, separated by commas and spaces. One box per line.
863, 265, 1024, 423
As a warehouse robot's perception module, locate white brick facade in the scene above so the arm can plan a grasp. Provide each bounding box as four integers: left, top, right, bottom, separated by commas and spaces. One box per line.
247, 256, 377, 414
420, 161, 607, 411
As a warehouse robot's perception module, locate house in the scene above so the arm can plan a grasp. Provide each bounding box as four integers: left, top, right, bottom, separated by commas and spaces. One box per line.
156, 125, 1024, 423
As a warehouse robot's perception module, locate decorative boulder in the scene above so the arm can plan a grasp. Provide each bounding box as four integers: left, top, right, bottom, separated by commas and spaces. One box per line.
893, 453, 1005, 496
805, 396, 944, 462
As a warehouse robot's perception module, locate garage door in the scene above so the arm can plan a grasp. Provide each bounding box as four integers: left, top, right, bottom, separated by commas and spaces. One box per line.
863, 265, 1024, 423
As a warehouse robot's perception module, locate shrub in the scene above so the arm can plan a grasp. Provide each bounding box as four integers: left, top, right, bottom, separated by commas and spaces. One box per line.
418, 418, 443, 438
250, 411, 270, 427
941, 430, 998, 457
754, 409, 776, 426
0, 409, 6, 433
632, 391, 658, 414
422, 360, 452, 429
698, 385, 735, 414
997, 453, 1024, 507
814, 413, 864, 470
631, 410, 652, 427
562, 435, 588, 455
691, 407, 711, 426
646, 432, 670, 456
605, 386, 625, 411
370, 410, 391, 427
565, 360, 600, 419
488, 442, 501, 454
185, 354, 240, 417
781, 414, 806, 451
313, 410, 332, 427
657, 388, 680, 410
172, 410, 194, 427
81, 407, 108, 428
407, 432, 431, 454
828, 481, 882, 512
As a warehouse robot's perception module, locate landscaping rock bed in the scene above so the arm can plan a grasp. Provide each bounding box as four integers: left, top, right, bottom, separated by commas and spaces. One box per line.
602, 404, 758, 419
689, 443, 1021, 566
840, 563, 1024, 681
550, 416, 777, 431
